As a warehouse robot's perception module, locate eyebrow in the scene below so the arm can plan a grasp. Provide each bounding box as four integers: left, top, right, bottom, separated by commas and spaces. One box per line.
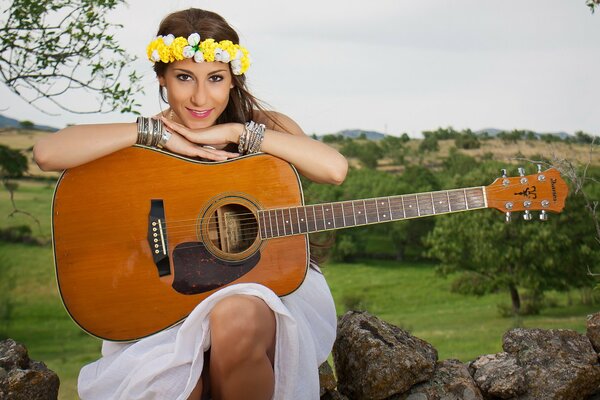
173, 68, 228, 75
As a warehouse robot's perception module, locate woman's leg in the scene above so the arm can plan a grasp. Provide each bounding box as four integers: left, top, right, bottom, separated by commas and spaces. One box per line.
208, 295, 277, 400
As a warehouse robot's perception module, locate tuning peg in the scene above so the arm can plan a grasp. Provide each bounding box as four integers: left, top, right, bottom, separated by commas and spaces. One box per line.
505, 211, 512, 223
523, 210, 533, 221
537, 164, 543, 173
518, 167, 525, 177
539, 210, 548, 221
501, 169, 507, 178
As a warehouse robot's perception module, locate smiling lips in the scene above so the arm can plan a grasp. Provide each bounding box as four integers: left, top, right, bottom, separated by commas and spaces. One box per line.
187, 107, 213, 119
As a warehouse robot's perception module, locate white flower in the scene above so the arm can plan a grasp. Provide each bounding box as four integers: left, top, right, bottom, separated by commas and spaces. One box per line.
231, 59, 242, 75
182, 46, 195, 59
234, 49, 243, 61
151, 49, 160, 62
214, 48, 230, 63
163, 34, 175, 46
188, 33, 201, 47
193, 51, 205, 63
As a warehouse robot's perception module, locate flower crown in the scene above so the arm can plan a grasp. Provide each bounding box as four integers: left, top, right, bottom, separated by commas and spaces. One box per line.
146, 33, 251, 75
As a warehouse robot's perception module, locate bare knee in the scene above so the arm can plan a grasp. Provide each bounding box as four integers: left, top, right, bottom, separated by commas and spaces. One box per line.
209, 295, 276, 366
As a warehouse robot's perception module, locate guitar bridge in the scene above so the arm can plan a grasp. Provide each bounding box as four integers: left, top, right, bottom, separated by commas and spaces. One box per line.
148, 199, 170, 276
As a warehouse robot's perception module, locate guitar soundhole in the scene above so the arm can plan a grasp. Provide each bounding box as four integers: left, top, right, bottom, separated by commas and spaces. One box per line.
207, 203, 258, 254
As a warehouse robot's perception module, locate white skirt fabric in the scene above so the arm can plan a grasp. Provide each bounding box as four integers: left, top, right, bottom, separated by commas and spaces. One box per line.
78, 267, 337, 400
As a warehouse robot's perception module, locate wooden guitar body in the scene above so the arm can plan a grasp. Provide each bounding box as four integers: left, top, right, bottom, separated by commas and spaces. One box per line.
52, 147, 309, 341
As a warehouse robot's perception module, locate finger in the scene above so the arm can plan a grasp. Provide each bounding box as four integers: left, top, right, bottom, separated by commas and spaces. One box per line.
198, 146, 239, 159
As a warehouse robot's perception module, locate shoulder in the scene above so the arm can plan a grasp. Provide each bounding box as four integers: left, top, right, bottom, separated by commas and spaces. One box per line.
253, 110, 305, 137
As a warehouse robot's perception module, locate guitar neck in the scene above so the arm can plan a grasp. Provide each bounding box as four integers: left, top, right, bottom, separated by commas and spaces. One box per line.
258, 186, 487, 239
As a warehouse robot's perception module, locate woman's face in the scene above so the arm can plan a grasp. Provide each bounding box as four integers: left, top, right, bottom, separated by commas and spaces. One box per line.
158, 58, 233, 129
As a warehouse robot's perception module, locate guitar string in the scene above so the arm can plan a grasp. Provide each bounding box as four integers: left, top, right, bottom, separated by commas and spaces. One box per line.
157, 183, 539, 229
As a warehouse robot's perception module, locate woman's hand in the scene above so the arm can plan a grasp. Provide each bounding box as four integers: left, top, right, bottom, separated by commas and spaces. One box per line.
159, 117, 241, 161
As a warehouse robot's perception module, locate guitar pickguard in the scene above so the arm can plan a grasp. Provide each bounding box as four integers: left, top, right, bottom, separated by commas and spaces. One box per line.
171, 242, 261, 295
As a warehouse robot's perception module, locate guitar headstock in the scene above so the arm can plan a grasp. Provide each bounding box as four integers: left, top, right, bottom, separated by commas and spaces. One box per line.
485, 166, 568, 222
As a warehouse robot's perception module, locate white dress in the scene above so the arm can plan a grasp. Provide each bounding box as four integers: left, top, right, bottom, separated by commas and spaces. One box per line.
77, 266, 337, 400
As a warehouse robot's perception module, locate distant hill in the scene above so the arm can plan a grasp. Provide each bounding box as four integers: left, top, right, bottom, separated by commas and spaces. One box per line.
321, 129, 387, 141
0, 114, 58, 132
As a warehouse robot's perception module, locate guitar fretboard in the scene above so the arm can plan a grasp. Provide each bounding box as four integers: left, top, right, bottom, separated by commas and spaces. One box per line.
258, 187, 486, 239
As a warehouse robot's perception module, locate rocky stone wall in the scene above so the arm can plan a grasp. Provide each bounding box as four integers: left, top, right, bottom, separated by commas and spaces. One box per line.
320, 311, 600, 400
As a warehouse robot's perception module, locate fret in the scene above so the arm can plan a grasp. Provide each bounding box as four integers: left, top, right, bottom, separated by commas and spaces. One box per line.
432, 191, 450, 214
403, 195, 419, 218
277, 209, 287, 236
341, 203, 346, 226
331, 202, 345, 228
351, 201, 358, 226
463, 189, 469, 210
448, 189, 467, 211
374, 199, 380, 222
268, 210, 275, 238
259, 211, 268, 239
400, 196, 407, 219
430, 193, 436, 214
298, 207, 308, 234
289, 207, 298, 235
342, 201, 355, 227
416, 193, 434, 216
465, 188, 485, 208
387, 197, 393, 219
446, 191, 452, 212
376, 198, 392, 221
355, 200, 367, 225
323, 204, 335, 229
364, 199, 377, 224
314, 204, 326, 231
415, 195, 421, 216
306, 205, 317, 232
389, 196, 405, 220
273, 209, 280, 237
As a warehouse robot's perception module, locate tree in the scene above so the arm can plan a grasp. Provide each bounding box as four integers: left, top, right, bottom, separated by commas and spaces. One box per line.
19, 120, 34, 129
425, 163, 598, 315
1, 0, 142, 114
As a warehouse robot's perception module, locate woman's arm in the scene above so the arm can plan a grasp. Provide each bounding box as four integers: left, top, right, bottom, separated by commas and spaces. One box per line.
33, 121, 239, 172
160, 112, 348, 185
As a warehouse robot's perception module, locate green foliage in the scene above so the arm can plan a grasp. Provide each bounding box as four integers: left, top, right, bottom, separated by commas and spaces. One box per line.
340, 140, 383, 169
454, 131, 481, 149
322, 134, 345, 144
1, 0, 142, 114
425, 165, 599, 315
574, 131, 595, 144
19, 120, 34, 129
588, 0, 600, 13
0, 144, 28, 178
418, 133, 439, 153
380, 135, 406, 164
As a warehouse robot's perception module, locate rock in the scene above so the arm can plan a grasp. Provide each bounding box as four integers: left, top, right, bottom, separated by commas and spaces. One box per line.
319, 360, 336, 397
500, 328, 600, 400
390, 359, 483, 400
469, 352, 526, 399
333, 311, 437, 400
321, 390, 349, 400
0, 339, 28, 370
0, 339, 59, 400
587, 312, 600, 353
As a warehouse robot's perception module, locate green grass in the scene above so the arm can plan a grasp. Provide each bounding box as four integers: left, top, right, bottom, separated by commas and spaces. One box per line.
0, 180, 598, 398
322, 259, 598, 361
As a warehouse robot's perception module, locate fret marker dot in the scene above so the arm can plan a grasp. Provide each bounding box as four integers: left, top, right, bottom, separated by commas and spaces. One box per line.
301, 218, 304, 221
409, 205, 413, 208
358, 211, 362, 214
383, 214, 387, 217
286, 220, 289, 223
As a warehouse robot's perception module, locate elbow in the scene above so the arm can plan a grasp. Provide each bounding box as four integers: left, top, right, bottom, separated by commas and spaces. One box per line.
329, 156, 348, 186
33, 140, 58, 171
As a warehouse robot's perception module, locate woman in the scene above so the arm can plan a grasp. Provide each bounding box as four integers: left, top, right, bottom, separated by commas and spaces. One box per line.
34, 8, 347, 400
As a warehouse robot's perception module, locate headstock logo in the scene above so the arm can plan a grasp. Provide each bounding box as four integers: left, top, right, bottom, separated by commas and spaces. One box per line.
515, 186, 537, 199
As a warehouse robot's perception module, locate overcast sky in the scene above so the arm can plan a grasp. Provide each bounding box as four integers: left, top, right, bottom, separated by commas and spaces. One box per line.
1, 0, 598, 137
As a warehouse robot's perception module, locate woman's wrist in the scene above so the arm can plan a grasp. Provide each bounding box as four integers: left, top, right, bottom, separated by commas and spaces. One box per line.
230, 123, 244, 144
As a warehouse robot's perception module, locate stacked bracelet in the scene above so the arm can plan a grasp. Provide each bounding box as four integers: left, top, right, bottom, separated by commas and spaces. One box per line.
238, 121, 265, 155
135, 116, 171, 148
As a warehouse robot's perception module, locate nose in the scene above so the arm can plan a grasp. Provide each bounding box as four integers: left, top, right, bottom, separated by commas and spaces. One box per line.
191, 81, 207, 106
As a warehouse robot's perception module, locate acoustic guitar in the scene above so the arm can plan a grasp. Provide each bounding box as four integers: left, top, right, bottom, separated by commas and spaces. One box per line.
52, 146, 568, 341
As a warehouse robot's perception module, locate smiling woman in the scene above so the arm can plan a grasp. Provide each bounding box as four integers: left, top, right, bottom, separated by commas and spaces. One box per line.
32, 7, 347, 400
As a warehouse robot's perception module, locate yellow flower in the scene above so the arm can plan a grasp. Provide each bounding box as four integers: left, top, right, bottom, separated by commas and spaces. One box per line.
170, 37, 188, 61
200, 38, 217, 62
